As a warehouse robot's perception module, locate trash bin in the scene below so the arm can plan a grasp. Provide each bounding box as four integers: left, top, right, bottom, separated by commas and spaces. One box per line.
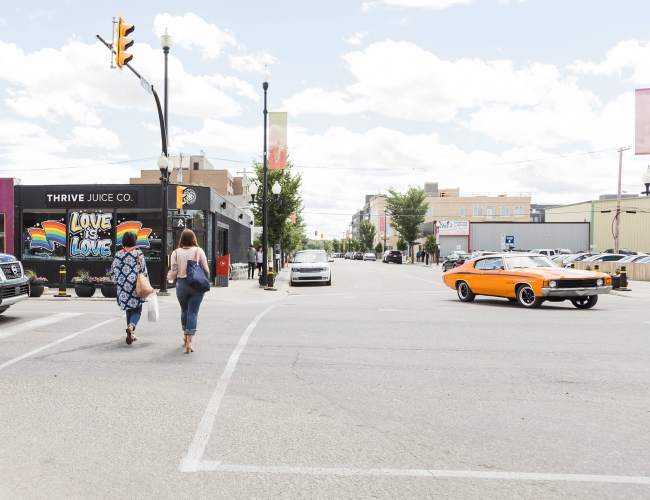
267, 270, 275, 288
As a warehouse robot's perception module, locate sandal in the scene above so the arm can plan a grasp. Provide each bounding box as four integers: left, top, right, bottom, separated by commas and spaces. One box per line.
125, 326, 133, 345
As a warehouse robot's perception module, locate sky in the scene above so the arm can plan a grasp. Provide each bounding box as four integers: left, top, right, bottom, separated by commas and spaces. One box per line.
2, 0, 650, 238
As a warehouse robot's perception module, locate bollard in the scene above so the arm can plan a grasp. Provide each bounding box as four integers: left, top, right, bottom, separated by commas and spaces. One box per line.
570, 262, 575, 269
54, 265, 70, 298
620, 266, 628, 290
594, 264, 600, 272
265, 270, 277, 291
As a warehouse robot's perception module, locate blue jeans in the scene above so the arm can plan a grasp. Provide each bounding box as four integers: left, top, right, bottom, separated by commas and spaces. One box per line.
176, 278, 205, 335
247, 261, 255, 278
126, 305, 142, 329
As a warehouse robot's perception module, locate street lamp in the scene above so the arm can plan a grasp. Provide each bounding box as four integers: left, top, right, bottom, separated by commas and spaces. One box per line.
435, 221, 441, 265
643, 166, 650, 196
159, 28, 172, 144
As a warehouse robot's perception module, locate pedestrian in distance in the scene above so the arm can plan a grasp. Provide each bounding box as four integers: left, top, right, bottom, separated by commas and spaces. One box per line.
256, 246, 264, 277
247, 244, 256, 279
110, 231, 148, 346
416, 251, 421, 263
425, 252, 429, 265
167, 229, 210, 354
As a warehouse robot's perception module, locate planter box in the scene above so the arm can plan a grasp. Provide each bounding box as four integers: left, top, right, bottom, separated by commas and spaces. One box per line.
29, 283, 45, 298
611, 276, 621, 289
100, 282, 117, 298
74, 283, 96, 298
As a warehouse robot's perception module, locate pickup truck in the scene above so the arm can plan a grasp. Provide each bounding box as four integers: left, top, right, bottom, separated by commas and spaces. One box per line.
0, 253, 29, 314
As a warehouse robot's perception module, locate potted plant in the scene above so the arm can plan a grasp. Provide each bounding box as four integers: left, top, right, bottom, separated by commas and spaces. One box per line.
72, 269, 95, 297
609, 270, 621, 289
24, 269, 47, 297
98, 269, 117, 298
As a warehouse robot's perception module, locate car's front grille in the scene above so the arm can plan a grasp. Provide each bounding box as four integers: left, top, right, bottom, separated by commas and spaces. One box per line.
557, 279, 598, 288
295, 268, 325, 273
2, 283, 29, 298
297, 276, 327, 280
0, 263, 22, 280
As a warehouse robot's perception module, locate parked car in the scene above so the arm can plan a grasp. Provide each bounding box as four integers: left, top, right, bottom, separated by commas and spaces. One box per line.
383, 250, 403, 264
443, 253, 611, 309
529, 249, 557, 257
353, 252, 364, 260
442, 252, 471, 272
289, 250, 331, 286
0, 253, 29, 314
604, 248, 634, 255
469, 251, 499, 260
618, 254, 648, 263
583, 253, 628, 263
363, 252, 377, 261
554, 249, 574, 255
344, 253, 351, 260
562, 253, 599, 267
636, 256, 650, 263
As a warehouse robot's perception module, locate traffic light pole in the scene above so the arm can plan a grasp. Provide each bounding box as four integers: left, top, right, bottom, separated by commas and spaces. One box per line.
97, 34, 170, 292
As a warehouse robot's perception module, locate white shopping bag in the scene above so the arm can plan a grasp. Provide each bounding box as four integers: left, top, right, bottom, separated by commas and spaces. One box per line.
147, 293, 159, 322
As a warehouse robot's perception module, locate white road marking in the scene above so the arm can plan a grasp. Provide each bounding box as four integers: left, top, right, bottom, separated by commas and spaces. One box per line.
0, 317, 120, 372
402, 274, 446, 287
180, 306, 275, 472
0, 313, 84, 340
196, 462, 650, 484
377, 308, 402, 311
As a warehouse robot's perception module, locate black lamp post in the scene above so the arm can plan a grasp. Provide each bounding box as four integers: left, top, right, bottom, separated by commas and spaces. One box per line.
643, 166, 650, 196
158, 29, 173, 294
248, 179, 281, 289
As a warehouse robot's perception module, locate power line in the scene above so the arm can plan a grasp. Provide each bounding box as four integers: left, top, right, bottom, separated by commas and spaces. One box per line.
0, 156, 157, 173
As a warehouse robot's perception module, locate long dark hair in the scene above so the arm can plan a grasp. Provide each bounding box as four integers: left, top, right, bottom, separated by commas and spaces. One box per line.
179, 229, 199, 248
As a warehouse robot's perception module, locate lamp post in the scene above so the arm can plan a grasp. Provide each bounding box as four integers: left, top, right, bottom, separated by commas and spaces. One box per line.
643, 166, 650, 196
158, 29, 173, 295
435, 221, 440, 265
249, 180, 281, 288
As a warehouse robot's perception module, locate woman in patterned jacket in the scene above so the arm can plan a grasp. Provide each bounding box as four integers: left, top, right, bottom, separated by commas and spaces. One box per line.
110, 231, 148, 345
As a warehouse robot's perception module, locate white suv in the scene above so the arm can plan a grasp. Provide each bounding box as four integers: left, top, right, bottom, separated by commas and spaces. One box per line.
530, 249, 557, 257
0, 253, 29, 314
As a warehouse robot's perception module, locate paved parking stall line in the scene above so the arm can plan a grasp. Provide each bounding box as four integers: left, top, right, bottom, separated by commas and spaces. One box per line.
0, 317, 120, 372
180, 306, 275, 472
0, 313, 84, 340
401, 274, 446, 287
197, 462, 650, 484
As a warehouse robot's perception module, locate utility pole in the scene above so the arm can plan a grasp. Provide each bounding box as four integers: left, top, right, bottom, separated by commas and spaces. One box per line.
615, 146, 630, 254
383, 208, 387, 253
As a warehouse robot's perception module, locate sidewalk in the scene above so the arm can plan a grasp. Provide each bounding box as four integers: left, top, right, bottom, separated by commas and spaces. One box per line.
610, 279, 650, 300
37, 269, 290, 305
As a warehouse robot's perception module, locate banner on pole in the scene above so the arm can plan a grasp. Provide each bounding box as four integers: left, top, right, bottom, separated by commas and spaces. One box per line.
635, 89, 650, 155
291, 212, 296, 224
346, 230, 350, 239
269, 112, 287, 169
379, 217, 385, 232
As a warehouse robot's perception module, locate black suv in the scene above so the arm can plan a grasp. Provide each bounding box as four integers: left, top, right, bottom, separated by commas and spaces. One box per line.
442, 252, 471, 272
383, 250, 403, 264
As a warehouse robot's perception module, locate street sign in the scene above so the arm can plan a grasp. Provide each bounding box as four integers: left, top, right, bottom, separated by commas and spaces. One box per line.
140, 76, 152, 94
505, 236, 514, 245
172, 216, 192, 229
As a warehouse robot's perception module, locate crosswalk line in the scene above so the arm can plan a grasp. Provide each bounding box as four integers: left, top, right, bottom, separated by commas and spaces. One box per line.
0, 313, 84, 340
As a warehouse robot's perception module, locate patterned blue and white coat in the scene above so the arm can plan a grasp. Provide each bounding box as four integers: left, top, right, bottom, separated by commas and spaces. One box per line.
110, 249, 148, 311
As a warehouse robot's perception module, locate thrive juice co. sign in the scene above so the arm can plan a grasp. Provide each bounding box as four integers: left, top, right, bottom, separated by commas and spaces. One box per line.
44, 189, 137, 207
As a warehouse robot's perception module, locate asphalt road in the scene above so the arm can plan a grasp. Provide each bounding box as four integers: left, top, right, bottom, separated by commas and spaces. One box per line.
1, 260, 649, 499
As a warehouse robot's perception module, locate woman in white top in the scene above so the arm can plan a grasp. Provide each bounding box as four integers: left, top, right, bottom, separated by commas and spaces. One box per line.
256, 246, 264, 276
167, 229, 210, 354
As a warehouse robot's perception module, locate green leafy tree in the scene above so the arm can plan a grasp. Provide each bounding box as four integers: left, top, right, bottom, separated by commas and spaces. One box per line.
423, 234, 437, 257
375, 242, 383, 255
385, 187, 428, 258
358, 220, 377, 252
397, 238, 408, 251
331, 238, 342, 253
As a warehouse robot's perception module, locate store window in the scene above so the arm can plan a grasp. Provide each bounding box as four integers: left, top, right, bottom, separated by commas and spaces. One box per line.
514, 206, 524, 217
22, 210, 67, 260
459, 206, 465, 217
472, 206, 483, 217
183, 209, 206, 230
0, 213, 4, 252
425, 206, 433, 217
500, 206, 511, 217
68, 209, 114, 261
116, 210, 163, 261
486, 206, 496, 219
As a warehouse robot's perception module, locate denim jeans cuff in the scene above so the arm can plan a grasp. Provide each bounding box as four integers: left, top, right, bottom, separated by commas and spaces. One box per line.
186, 330, 196, 335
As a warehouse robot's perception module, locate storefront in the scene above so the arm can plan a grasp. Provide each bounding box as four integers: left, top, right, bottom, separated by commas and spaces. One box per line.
11, 183, 252, 286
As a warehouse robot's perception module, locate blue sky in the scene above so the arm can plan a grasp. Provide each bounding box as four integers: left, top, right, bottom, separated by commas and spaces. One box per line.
1, 0, 650, 237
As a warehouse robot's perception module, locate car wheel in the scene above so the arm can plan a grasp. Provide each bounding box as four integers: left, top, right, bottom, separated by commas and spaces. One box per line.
571, 295, 598, 309
516, 285, 543, 308
0, 307, 8, 314
326, 276, 332, 286
289, 279, 293, 287
456, 281, 475, 302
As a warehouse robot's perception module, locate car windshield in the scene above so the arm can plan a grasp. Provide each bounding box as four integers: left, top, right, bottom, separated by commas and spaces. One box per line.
505, 255, 556, 269
293, 253, 327, 263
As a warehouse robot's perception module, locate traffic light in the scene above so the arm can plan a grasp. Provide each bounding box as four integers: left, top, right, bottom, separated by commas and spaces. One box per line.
176, 185, 187, 209
314, 230, 318, 236
115, 13, 134, 71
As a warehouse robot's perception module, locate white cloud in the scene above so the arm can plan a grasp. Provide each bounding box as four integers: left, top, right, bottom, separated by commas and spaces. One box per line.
68, 126, 120, 149
208, 75, 259, 101
363, 0, 472, 11
153, 13, 237, 59
343, 31, 370, 45
569, 40, 650, 85
361, 2, 379, 13
283, 88, 368, 116
173, 118, 261, 156
230, 52, 279, 73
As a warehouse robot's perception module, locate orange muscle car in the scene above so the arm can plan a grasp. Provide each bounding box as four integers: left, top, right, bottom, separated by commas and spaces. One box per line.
442, 253, 612, 309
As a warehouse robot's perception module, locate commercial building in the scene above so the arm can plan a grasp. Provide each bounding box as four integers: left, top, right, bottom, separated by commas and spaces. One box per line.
1, 178, 252, 287
130, 153, 243, 197
546, 195, 650, 253
364, 183, 531, 250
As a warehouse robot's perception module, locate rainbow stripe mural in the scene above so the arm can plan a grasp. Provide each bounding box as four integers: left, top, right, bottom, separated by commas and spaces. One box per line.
27, 221, 66, 252
116, 221, 152, 248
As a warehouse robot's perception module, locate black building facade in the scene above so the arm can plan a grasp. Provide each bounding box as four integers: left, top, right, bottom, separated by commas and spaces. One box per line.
14, 184, 252, 286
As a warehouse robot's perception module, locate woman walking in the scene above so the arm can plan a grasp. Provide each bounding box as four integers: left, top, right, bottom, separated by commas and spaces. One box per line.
110, 231, 148, 345
167, 229, 210, 354
256, 246, 264, 277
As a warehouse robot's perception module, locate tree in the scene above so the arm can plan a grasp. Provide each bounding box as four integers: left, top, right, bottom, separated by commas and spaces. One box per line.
423, 234, 437, 257
332, 238, 342, 253
385, 187, 428, 258
358, 219, 376, 252
397, 238, 407, 251
375, 242, 383, 255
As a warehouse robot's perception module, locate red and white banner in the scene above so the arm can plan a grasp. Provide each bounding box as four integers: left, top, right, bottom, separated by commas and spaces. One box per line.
635, 89, 650, 155
379, 217, 385, 232
345, 230, 350, 239
269, 112, 287, 169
